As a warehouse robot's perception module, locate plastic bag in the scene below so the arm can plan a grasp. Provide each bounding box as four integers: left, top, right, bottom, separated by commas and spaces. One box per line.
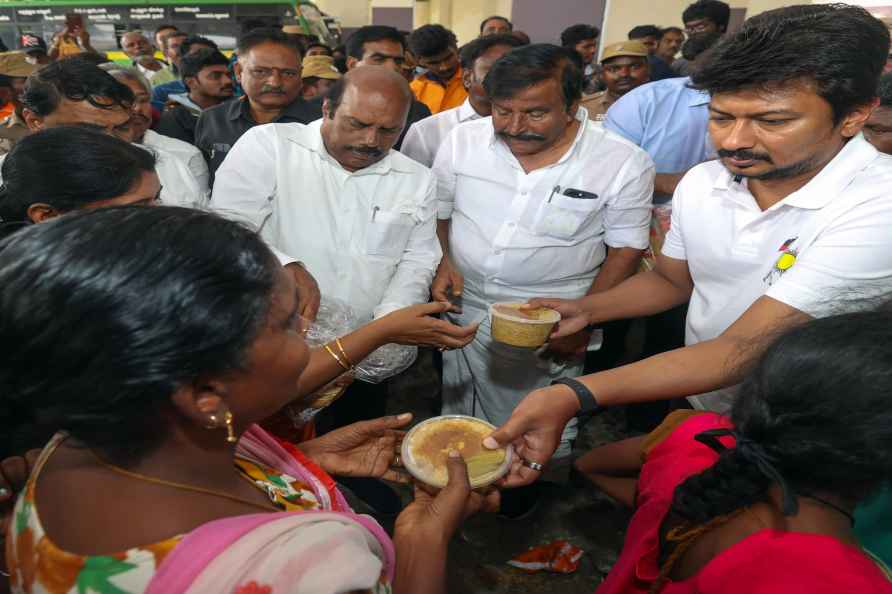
308, 296, 417, 384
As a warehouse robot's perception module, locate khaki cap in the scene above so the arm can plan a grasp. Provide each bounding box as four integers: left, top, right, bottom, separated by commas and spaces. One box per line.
0, 52, 36, 77
302, 55, 341, 80
600, 40, 649, 63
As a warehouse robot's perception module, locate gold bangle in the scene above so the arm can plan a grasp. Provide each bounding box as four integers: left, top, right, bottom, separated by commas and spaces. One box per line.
323, 343, 350, 372
335, 337, 356, 369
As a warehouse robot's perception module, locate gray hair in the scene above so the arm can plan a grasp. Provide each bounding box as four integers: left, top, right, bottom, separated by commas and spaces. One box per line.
99, 64, 151, 95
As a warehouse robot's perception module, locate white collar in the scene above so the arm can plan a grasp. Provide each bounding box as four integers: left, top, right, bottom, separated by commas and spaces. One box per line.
713, 133, 879, 210
457, 98, 482, 122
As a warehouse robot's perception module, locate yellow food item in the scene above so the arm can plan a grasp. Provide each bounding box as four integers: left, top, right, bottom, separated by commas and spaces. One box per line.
407, 417, 506, 487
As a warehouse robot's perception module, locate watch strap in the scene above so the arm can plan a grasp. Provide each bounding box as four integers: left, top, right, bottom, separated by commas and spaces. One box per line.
551, 377, 603, 416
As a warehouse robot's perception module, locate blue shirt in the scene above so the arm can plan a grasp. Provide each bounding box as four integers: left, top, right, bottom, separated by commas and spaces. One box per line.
151, 80, 187, 112
605, 77, 711, 174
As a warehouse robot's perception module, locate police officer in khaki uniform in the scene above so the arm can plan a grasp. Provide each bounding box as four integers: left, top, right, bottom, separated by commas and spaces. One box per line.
581, 40, 650, 121
0, 52, 37, 155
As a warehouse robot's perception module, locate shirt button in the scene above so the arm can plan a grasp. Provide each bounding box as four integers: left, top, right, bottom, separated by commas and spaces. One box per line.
507, 222, 516, 228
494, 250, 502, 255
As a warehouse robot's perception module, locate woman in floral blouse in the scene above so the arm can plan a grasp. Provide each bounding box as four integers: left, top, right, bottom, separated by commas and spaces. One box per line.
1, 206, 496, 594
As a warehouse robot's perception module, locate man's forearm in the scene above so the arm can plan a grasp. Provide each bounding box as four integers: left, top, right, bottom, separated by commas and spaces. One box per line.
654, 172, 686, 196
577, 335, 745, 406
587, 247, 643, 295
580, 268, 691, 326
436, 219, 450, 260
575, 296, 810, 406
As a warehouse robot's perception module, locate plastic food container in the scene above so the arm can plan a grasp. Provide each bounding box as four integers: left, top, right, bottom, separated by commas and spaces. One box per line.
490, 302, 561, 348
401, 415, 512, 489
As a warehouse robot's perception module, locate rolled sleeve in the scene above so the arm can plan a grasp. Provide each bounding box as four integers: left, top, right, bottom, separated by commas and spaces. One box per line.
766, 197, 892, 317
374, 173, 443, 317
210, 125, 279, 247
187, 149, 211, 197
400, 124, 433, 168
432, 128, 458, 220
604, 148, 655, 250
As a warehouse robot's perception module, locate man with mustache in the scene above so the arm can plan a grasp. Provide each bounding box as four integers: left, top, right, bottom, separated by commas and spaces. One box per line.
212, 66, 473, 429
431, 44, 654, 511
156, 49, 235, 146
581, 41, 650, 121
485, 5, 892, 486
102, 65, 208, 207
194, 28, 322, 174
120, 31, 165, 81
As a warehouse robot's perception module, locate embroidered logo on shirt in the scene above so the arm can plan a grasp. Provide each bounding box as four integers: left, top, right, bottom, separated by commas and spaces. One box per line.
763, 236, 798, 285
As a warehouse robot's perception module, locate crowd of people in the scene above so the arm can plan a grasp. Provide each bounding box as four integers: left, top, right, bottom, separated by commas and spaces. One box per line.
1, 0, 892, 593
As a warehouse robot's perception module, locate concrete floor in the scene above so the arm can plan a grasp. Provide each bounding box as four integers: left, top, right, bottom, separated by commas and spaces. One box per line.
364, 349, 637, 594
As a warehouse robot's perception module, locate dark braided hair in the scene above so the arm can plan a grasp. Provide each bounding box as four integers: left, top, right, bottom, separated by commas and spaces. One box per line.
651, 304, 892, 591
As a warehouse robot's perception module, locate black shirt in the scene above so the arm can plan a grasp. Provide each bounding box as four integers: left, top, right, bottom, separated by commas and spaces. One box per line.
194, 95, 323, 173
648, 55, 681, 82
396, 99, 432, 151
155, 104, 199, 146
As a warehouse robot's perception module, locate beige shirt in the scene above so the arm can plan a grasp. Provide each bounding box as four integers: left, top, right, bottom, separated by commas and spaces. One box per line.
580, 91, 616, 120
0, 111, 28, 156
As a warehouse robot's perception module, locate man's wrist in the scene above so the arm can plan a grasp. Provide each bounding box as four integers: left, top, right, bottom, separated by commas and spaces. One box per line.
551, 377, 603, 416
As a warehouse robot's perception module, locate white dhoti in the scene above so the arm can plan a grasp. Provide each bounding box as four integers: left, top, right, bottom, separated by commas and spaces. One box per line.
441, 285, 584, 482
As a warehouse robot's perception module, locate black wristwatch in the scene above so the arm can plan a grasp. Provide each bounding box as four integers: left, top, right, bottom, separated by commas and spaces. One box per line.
551, 377, 604, 417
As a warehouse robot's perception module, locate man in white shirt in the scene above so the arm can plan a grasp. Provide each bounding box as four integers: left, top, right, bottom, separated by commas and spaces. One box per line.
483, 5, 892, 488
102, 65, 209, 207
212, 66, 474, 427
433, 44, 654, 485
120, 31, 165, 81
401, 33, 522, 167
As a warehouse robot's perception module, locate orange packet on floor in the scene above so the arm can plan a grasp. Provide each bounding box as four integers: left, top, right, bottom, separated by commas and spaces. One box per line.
507, 540, 584, 574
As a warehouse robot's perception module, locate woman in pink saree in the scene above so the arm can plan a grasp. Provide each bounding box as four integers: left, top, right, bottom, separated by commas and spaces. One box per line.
1, 207, 493, 594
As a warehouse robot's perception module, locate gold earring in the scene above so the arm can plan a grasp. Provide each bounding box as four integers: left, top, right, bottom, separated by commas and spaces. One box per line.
223, 410, 237, 443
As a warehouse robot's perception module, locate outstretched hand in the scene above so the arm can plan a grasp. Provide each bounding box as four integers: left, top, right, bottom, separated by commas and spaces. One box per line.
380, 302, 479, 350
299, 414, 413, 483
483, 384, 580, 487
525, 298, 591, 339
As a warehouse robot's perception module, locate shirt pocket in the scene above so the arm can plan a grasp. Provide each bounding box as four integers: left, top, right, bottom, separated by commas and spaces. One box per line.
366, 209, 414, 259
532, 193, 600, 240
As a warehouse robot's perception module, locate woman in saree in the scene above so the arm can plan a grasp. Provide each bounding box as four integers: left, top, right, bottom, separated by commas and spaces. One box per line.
0, 206, 495, 594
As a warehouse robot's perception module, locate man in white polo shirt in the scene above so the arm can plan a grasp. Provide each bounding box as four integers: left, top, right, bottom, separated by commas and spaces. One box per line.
212, 66, 476, 429
482, 5, 892, 487
432, 44, 654, 493
400, 33, 522, 167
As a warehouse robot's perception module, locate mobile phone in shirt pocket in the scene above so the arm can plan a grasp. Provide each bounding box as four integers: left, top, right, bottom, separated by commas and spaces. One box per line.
533, 192, 599, 240
366, 208, 414, 258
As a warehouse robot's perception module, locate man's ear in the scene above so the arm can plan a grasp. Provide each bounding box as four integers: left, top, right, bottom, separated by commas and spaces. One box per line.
461, 68, 472, 92
21, 108, 44, 132
840, 98, 880, 139
25, 203, 60, 223
346, 56, 358, 71
233, 60, 243, 84
322, 97, 333, 120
